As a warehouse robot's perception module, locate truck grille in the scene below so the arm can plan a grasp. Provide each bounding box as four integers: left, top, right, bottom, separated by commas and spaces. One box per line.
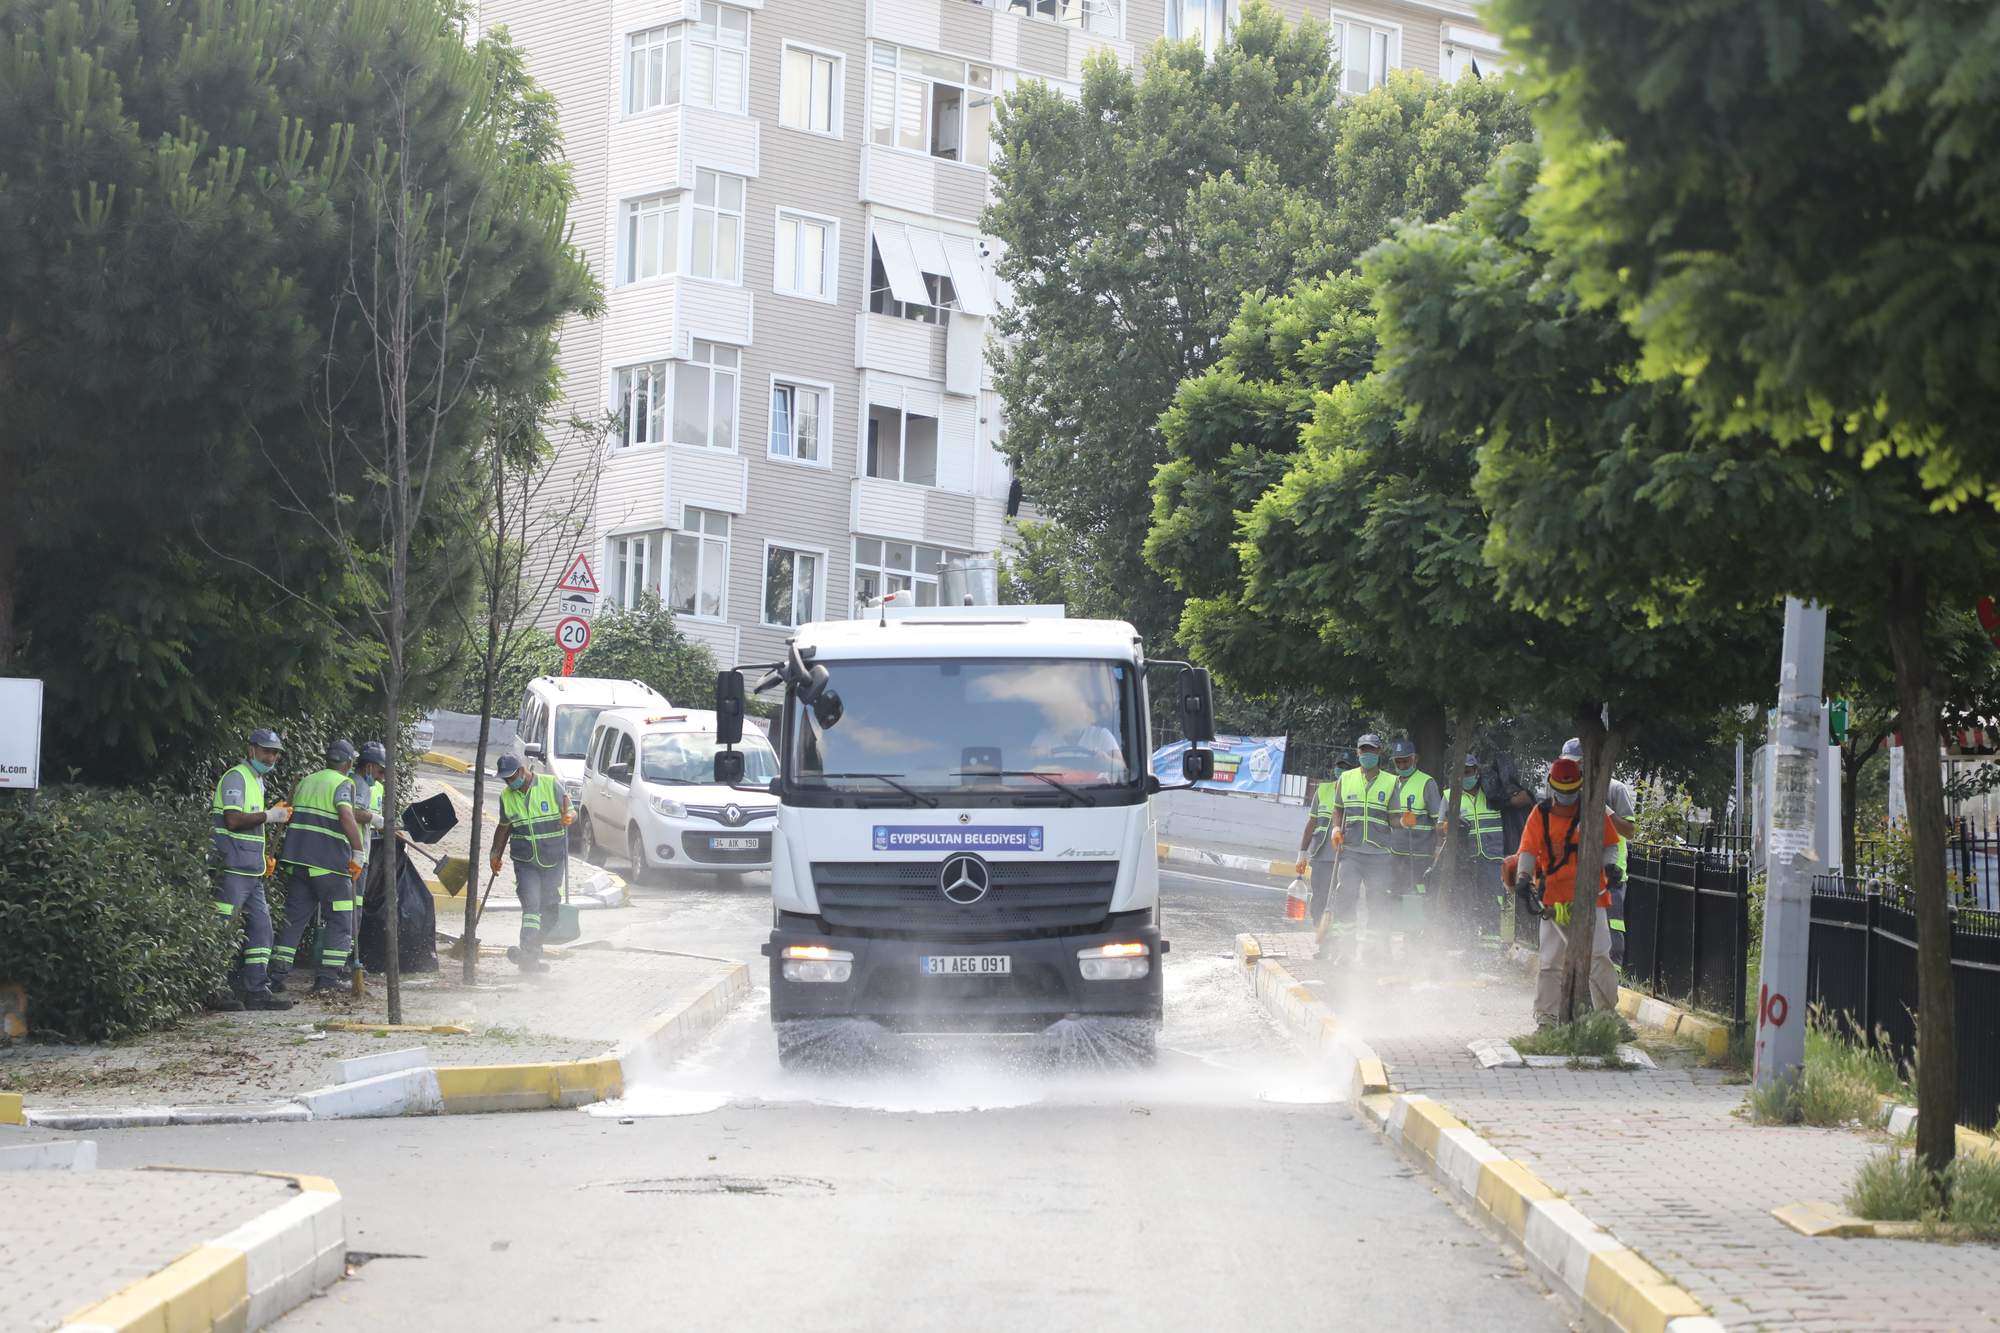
809, 860, 1120, 935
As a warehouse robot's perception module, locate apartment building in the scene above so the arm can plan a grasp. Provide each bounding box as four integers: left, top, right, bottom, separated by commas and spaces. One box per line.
475, 0, 1503, 668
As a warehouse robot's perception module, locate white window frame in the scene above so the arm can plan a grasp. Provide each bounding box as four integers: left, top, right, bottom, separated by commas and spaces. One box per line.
768, 375, 834, 468
780, 42, 843, 137
852, 536, 962, 614
1164, 0, 1235, 54
868, 44, 996, 167
611, 360, 669, 449
1331, 11, 1401, 94
773, 208, 839, 303
624, 25, 680, 116
672, 338, 741, 451
619, 191, 680, 286
761, 540, 827, 629
667, 506, 731, 623
685, 0, 751, 115
864, 401, 942, 487
622, 6, 748, 119
606, 530, 663, 609
689, 167, 745, 285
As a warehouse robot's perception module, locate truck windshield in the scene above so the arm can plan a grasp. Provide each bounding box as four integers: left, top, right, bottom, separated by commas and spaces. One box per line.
790, 658, 1140, 800
643, 731, 778, 785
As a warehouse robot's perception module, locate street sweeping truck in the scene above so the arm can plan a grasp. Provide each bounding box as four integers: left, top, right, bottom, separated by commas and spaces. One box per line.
710, 598, 1216, 1066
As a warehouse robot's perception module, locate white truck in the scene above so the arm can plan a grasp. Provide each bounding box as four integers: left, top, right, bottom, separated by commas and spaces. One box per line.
710, 602, 1217, 1066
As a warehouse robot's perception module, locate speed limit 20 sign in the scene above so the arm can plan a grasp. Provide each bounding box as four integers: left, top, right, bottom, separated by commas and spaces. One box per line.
554, 615, 591, 675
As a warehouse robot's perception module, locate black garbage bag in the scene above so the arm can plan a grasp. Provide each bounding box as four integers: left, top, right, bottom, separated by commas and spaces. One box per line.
359, 847, 439, 974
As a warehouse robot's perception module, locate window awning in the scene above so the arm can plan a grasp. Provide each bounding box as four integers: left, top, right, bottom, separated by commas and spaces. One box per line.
939, 234, 995, 317
872, 222, 929, 307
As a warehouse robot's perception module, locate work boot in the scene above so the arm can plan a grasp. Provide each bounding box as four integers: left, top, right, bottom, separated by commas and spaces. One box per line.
204, 991, 246, 1013
267, 977, 288, 995
309, 978, 345, 995
508, 947, 550, 974
244, 991, 294, 1011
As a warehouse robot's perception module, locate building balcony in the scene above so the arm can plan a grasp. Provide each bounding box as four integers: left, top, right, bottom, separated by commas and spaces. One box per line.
852, 475, 979, 550
858, 146, 989, 225
856, 312, 947, 382
872, 0, 1131, 76
601, 277, 754, 369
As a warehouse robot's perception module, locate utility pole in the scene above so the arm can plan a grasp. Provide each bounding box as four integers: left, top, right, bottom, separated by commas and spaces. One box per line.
1754, 597, 1826, 1092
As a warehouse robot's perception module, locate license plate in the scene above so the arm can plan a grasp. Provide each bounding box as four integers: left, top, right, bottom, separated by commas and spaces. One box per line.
923, 955, 1012, 976
708, 837, 760, 851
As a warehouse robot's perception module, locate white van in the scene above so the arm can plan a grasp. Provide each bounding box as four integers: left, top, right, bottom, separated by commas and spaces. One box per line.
579, 708, 780, 881
513, 677, 672, 835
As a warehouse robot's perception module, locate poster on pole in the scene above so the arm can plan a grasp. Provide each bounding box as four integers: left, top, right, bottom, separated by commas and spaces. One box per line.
0, 678, 44, 789
1150, 735, 1287, 795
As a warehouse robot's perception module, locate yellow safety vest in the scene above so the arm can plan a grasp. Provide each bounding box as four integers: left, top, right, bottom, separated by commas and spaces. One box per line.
281, 768, 356, 876
210, 763, 266, 876
1331, 767, 1398, 853
501, 773, 565, 869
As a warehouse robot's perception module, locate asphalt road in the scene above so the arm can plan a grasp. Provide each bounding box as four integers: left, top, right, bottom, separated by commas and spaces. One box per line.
87, 867, 1571, 1332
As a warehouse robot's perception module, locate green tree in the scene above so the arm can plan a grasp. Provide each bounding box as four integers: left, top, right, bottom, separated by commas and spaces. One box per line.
986, 7, 1528, 647
500, 597, 719, 715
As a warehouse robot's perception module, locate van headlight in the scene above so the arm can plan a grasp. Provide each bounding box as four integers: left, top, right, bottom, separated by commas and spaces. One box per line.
1078, 941, 1150, 981
649, 795, 686, 818
781, 945, 853, 984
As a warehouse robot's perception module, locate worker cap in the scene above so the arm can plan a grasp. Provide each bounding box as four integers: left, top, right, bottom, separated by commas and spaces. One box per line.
496, 753, 524, 778
1561, 737, 1583, 760
325, 738, 356, 764
1389, 739, 1415, 760
1463, 752, 1481, 767
1355, 733, 1383, 751
1548, 757, 1584, 792
248, 728, 284, 751
359, 741, 388, 766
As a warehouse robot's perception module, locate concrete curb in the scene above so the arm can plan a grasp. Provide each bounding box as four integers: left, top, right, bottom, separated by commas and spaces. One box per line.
421, 749, 472, 773
0, 1139, 97, 1170
1159, 840, 1294, 879
1502, 942, 1735, 1061
24, 961, 753, 1128
1238, 934, 1720, 1333
58, 1171, 342, 1332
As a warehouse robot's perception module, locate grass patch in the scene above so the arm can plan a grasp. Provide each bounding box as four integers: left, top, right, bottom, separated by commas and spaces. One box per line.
1846, 1148, 2000, 1239
1513, 1011, 1635, 1059
1745, 1010, 1911, 1128
1806, 1018, 1911, 1103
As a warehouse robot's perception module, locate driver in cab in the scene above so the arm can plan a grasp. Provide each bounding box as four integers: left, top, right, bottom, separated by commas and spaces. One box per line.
1029, 720, 1126, 781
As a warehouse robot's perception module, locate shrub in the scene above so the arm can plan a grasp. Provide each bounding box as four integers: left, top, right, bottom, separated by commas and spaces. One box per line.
0, 786, 236, 1040
1513, 1010, 1634, 1059
1846, 1150, 1940, 1221
1947, 1153, 2000, 1240
1746, 1062, 1878, 1128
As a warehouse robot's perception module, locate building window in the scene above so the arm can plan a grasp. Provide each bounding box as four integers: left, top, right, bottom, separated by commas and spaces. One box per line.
869, 44, 995, 167
608, 532, 662, 609
1442, 26, 1507, 83
672, 339, 739, 450
869, 241, 954, 326
769, 380, 828, 464
690, 169, 744, 282
613, 362, 668, 448
669, 508, 729, 621
775, 211, 836, 301
625, 26, 681, 115
989, 0, 1119, 38
781, 45, 840, 135
1333, 15, 1398, 94
866, 404, 939, 487
1166, 0, 1234, 54
853, 538, 960, 613
763, 544, 821, 627
687, 0, 750, 113
621, 194, 679, 285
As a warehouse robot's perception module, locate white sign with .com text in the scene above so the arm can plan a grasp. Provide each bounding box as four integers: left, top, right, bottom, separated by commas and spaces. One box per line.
0, 678, 44, 789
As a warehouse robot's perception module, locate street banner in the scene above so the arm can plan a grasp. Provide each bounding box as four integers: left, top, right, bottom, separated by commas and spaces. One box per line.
1151, 734, 1287, 795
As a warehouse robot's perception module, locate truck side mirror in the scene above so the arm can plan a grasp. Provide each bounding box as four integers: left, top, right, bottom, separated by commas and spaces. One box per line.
1178, 667, 1216, 743
715, 670, 745, 745
1182, 748, 1215, 783
524, 741, 547, 762
713, 749, 746, 784
811, 689, 843, 730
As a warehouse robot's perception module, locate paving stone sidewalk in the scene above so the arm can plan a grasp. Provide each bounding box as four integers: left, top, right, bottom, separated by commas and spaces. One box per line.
0, 1157, 298, 1332
1263, 927, 2000, 1332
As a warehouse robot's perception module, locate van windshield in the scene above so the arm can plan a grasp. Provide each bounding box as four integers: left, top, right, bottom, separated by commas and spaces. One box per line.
643, 731, 778, 785
554, 707, 604, 760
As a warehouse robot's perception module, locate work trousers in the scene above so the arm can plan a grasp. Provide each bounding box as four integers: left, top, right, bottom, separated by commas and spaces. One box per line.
1535, 912, 1618, 1026
1315, 852, 1392, 955
513, 860, 563, 956
272, 865, 355, 987
212, 870, 274, 993
1466, 856, 1507, 938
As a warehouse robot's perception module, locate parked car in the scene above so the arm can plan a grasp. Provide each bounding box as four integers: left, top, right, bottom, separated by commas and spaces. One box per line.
578, 708, 780, 881
514, 677, 672, 845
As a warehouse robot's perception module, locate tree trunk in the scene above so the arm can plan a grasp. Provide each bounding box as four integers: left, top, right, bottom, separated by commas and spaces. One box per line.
1409, 698, 1448, 782
0, 536, 19, 666
465, 676, 491, 985
1565, 706, 1621, 1024
1885, 561, 1957, 1176
1436, 700, 1480, 939
383, 659, 404, 1026
1842, 750, 1861, 877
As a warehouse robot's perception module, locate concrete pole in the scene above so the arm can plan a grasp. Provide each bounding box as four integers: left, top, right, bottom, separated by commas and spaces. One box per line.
1754, 597, 1827, 1092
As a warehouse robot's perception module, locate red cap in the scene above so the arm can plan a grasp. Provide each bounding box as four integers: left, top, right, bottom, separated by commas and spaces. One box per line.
1548, 757, 1583, 792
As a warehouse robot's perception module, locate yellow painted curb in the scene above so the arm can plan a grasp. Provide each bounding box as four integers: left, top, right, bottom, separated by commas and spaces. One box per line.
319, 1021, 470, 1035
1615, 988, 1643, 1019
1616, 986, 1732, 1059
1773, 1200, 1879, 1238
422, 750, 472, 773
434, 1056, 623, 1113
1584, 1245, 1709, 1333
1353, 1056, 1390, 1096
64, 1244, 248, 1333
1398, 1099, 1466, 1162
1476, 1159, 1557, 1237
0, 1091, 23, 1125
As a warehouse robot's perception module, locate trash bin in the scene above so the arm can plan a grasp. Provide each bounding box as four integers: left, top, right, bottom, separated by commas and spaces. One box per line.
401, 792, 458, 845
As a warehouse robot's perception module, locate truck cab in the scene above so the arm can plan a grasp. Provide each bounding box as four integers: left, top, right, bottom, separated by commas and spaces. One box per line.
712, 604, 1216, 1066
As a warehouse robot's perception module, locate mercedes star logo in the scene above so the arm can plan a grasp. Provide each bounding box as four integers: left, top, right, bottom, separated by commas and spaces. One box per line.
722, 803, 743, 826
939, 854, 990, 906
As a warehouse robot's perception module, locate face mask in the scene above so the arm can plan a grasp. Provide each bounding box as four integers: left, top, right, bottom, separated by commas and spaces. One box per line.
1358, 753, 1379, 770
1553, 790, 1581, 807
509, 775, 527, 791
1462, 776, 1478, 792
249, 757, 273, 776
1394, 761, 1414, 775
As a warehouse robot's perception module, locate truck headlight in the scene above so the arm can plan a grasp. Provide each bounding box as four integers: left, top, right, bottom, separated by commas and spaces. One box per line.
649, 795, 686, 819
781, 944, 853, 984
1078, 941, 1150, 981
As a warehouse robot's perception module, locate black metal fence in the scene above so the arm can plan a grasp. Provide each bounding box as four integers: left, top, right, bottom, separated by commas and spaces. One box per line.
1808, 874, 2000, 1131
1621, 833, 1755, 1033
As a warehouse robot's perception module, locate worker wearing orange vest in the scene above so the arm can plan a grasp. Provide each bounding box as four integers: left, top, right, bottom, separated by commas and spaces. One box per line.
1513, 755, 1621, 1026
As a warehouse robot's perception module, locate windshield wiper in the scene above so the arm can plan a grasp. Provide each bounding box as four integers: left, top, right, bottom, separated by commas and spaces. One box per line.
951, 771, 1099, 807
813, 772, 940, 808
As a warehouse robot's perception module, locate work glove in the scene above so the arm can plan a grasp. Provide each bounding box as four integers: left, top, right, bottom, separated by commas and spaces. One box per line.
1552, 900, 1572, 928
1330, 828, 1345, 848
561, 810, 575, 828
264, 855, 277, 878
1513, 878, 1542, 921
490, 852, 504, 876
348, 859, 364, 881
265, 803, 292, 825
1399, 810, 1417, 828
368, 809, 386, 831
1293, 857, 1309, 878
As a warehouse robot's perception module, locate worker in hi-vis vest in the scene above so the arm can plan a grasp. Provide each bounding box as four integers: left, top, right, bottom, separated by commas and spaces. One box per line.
1387, 739, 1442, 909
1451, 751, 1509, 939
270, 739, 366, 995
1295, 732, 1398, 960
207, 728, 296, 1012
489, 752, 573, 974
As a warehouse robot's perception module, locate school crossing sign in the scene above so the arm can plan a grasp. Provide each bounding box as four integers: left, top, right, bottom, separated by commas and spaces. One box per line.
554, 554, 599, 676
